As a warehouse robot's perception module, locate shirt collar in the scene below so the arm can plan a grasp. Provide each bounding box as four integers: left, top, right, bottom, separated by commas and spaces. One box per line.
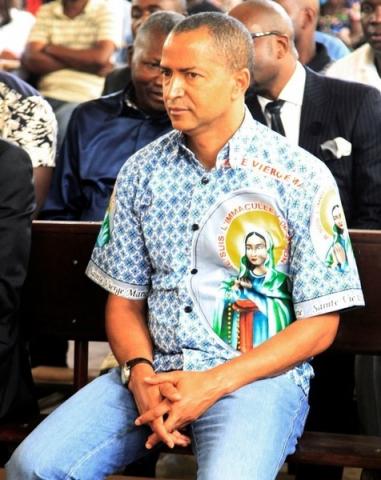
176, 107, 258, 169
257, 61, 306, 112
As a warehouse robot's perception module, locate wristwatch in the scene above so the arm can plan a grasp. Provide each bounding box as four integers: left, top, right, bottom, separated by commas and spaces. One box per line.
120, 357, 154, 387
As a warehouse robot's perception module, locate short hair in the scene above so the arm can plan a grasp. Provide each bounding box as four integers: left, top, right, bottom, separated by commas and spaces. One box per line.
135, 11, 186, 44
171, 12, 255, 77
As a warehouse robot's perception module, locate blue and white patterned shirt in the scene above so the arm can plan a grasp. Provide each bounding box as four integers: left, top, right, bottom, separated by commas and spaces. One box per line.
87, 109, 364, 394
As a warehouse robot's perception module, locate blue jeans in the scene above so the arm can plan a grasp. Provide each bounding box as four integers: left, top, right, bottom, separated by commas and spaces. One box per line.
6, 368, 309, 480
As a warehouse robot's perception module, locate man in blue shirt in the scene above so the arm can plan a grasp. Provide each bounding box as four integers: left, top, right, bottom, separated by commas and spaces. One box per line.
41, 11, 184, 221
8, 13, 364, 480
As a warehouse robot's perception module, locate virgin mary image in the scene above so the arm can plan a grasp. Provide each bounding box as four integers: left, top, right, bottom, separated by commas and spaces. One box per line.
213, 230, 294, 352
325, 204, 350, 272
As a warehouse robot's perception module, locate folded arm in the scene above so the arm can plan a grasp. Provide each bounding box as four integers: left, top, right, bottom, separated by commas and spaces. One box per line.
22, 40, 115, 75
22, 41, 66, 74
43, 40, 115, 74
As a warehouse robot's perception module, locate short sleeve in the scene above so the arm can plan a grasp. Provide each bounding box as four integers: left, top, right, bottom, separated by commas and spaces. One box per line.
95, 1, 123, 48
289, 170, 364, 318
27, 4, 51, 44
86, 157, 152, 298
2, 92, 57, 168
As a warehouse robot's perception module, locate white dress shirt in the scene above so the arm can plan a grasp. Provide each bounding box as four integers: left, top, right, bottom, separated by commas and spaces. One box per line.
326, 43, 381, 92
257, 62, 306, 145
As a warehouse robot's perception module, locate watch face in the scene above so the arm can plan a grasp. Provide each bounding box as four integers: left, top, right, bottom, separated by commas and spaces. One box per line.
121, 364, 131, 385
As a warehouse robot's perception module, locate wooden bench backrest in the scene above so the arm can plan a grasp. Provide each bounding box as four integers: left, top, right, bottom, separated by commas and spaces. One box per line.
334, 229, 381, 354
21, 221, 106, 343
20, 222, 381, 384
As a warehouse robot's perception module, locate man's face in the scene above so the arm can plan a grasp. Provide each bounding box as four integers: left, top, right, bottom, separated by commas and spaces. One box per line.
361, 0, 381, 53
160, 28, 241, 138
229, 8, 279, 94
131, 33, 167, 114
131, 0, 183, 37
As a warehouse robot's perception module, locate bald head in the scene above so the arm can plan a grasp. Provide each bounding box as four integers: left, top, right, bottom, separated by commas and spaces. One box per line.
272, 0, 319, 64
229, 0, 298, 99
229, 0, 294, 40
274, 0, 319, 30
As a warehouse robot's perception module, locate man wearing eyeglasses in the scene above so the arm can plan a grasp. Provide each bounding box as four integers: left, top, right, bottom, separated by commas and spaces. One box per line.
230, 1, 381, 479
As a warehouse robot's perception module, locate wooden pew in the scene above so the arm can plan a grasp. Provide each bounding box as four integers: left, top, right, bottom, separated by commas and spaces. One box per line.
0, 221, 381, 473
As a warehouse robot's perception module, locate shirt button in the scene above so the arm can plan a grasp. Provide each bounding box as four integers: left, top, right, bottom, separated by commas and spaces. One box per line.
184, 306, 193, 313
191, 224, 199, 231
201, 176, 209, 185
190, 268, 198, 274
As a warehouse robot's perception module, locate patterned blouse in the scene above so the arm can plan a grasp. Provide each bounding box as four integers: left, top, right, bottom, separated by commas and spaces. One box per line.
0, 72, 57, 168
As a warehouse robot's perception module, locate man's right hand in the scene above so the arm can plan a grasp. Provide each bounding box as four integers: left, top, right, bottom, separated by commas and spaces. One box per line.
128, 364, 191, 449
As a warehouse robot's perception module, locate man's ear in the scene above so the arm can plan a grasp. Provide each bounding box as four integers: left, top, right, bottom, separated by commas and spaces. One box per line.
300, 6, 317, 30
127, 44, 134, 66
232, 67, 251, 99
276, 34, 290, 59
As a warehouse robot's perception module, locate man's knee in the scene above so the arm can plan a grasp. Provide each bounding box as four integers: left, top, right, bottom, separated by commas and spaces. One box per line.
6, 446, 47, 480
197, 455, 282, 480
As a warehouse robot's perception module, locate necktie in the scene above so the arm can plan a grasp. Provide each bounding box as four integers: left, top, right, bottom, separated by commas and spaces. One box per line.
265, 100, 285, 136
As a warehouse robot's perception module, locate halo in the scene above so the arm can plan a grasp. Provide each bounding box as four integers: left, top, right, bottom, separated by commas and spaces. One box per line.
225, 211, 287, 270
319, 189, 339, 236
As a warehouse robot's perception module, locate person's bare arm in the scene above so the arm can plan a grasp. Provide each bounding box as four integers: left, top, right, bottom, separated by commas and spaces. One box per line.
106, 294, 190, 449
22, 41, 66, 74
137, 312, 339, 447
33, 166, 53, 218
43, 40, 116, 75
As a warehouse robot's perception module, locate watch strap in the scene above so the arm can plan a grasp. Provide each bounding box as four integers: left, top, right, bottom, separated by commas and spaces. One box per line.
125, 357, 153, 369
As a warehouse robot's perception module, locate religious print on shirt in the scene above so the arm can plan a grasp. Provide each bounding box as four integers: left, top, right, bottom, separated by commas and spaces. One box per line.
311, 188, 353, 273
188, 186, 360, 354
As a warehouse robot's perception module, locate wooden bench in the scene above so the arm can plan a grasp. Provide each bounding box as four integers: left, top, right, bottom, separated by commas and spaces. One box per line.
1, 221, 381, 474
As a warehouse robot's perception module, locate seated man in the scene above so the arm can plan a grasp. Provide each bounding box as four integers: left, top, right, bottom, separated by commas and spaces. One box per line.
103, 0, 187, 95
22, 0, 122, 148
7, 13, 363, 480
41, 11, 183, 222
0, 71, 57, 213
0, 139, 38, 426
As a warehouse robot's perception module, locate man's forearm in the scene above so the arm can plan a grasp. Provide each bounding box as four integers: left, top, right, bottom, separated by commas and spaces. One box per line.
136, 312, 340, 435
22, 50, 66, 74
211, 312, 340, 397
44, 44, 113, 74
105, 294, 153, 365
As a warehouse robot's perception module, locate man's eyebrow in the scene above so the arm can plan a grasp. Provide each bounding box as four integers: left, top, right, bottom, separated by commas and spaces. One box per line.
159, 65, 199, 71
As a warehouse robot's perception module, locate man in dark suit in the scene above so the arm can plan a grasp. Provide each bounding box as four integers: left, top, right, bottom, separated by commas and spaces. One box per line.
231, 0, 381, 230
230, 1, 381, 479
0, 140, 38, 432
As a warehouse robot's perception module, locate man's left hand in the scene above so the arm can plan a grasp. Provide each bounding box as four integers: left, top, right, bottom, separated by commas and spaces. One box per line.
135, 370, 224, 448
